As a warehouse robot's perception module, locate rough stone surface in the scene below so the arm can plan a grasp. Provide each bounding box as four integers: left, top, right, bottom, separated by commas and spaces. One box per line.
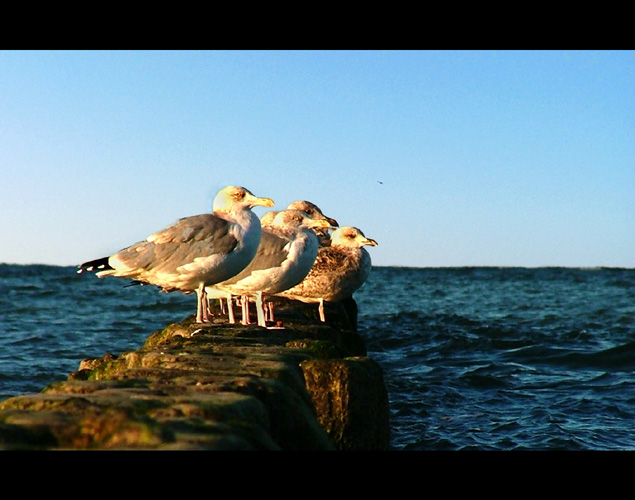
302, 357, 390, 451
0, 297, 389, 450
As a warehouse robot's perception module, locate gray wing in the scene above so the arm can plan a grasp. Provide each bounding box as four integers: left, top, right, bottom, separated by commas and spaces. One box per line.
111, 214, 238, 275
220, 230, 289, 284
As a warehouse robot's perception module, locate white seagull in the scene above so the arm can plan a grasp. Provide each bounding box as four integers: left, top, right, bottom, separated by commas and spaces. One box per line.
260, 200, 338, 247
77, 185, 274, 323
206, 209, 332, 327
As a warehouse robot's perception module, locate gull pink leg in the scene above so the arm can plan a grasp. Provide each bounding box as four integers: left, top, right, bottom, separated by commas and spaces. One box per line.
267, 302, 275, 323
226, 293, 235, 324
241, 296, 252, 325
256, 292, 266, 327
196, 283, 209, 323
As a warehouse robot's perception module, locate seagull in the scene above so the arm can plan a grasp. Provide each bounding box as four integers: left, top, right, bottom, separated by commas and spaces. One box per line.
77, 185, 274, 323
210, 199, 339, 320
206, 209, 333, 327
275, 226, 378, 322
260, 200, 338, 247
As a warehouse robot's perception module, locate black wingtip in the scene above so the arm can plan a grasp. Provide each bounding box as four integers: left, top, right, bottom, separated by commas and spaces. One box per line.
77, 257, 111, 274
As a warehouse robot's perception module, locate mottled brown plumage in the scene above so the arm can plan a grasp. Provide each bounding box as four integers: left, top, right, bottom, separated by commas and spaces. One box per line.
276, 226, 378, 321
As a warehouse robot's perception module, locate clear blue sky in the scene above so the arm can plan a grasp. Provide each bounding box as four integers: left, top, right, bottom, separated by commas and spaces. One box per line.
1, 50, 633, 268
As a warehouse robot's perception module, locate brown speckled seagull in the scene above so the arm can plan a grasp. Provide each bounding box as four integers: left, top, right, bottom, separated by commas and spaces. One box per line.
77, 185, 274, 323
275, 226, 378, 322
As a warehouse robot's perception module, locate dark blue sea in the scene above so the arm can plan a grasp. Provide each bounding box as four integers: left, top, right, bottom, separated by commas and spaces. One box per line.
1, 264, 634, 450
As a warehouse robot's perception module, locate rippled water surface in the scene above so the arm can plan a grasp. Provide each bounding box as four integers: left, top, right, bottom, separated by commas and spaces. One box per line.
1, 264, 634, 450
355, 266, 635, 450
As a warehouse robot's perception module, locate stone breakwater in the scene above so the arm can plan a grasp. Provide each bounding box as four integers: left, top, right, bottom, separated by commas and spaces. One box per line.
0, 298, 390, 450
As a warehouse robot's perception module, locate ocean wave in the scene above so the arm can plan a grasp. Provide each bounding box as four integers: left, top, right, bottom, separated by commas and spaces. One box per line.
503, 341, 635, 372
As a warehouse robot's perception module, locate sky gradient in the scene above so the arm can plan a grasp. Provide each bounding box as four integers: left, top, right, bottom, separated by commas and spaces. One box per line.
1, 50, 633, 268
